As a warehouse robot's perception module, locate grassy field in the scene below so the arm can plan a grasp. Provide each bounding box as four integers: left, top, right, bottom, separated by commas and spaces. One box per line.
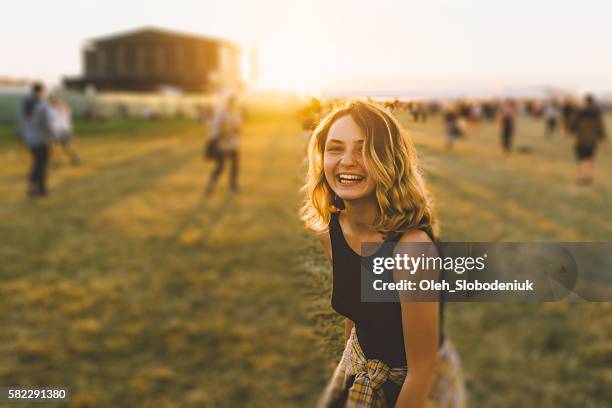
0, 117, 195, 143
0, 108, 611, 407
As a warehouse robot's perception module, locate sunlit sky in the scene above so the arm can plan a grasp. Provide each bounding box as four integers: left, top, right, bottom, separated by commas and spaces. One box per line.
2, 0, 611, 95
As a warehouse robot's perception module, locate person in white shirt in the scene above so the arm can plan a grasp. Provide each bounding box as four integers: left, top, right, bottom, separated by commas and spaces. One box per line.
48, 94, 80, 165
205, 92, 242, 194
543, 100, 560, 138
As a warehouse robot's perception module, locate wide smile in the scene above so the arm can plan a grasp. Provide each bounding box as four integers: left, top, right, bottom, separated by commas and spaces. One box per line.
336, 173, 366, 186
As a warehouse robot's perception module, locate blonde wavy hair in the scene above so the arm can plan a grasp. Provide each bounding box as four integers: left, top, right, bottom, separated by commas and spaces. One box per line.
300, 99, 439, 241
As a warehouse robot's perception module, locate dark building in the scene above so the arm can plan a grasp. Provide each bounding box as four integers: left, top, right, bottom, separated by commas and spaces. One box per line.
64, 27, 242, 93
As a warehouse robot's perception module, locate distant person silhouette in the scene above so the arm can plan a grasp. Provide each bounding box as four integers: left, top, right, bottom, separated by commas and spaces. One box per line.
570, 94, 607, 185
205, 93, 242, 194
498, 99, 516, 155
443, 106, 461, 150
561, 98, 576, 137
18, 82, 52, 198
469, 102, 482, 132
48, 94, 80, 165
543, 100, 559, 138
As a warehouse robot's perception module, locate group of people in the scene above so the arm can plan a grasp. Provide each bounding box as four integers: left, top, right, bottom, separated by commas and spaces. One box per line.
17, 82, 79, 198
495, 95, 607, 184
441, 94, 608, 184
302, 95, 608, 186
17, 81, 245, 199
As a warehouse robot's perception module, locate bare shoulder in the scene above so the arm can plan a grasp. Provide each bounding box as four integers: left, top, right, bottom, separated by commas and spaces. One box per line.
395, 229, 437, 257
398, 229, 432, 243
315, 229, 333, 263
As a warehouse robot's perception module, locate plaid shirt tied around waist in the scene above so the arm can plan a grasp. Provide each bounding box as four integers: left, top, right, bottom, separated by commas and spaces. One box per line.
318, 328, 407, 408
318, 327, 467, 408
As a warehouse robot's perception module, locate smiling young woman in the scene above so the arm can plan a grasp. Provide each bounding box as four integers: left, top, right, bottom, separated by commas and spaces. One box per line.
301, 100, 466, 408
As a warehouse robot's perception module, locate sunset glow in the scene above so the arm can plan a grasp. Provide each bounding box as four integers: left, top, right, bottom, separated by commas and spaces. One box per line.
1, 0, 611, 95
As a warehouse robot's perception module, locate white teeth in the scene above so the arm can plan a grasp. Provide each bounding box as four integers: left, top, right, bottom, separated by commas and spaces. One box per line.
337, 174, 365, 185
338, 174, 364, 181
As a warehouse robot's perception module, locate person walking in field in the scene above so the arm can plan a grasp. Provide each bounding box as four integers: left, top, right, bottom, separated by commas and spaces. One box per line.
205, 92, 242, 194
543, 100, 560, 138
17, 82, 52, 198
301, 100, 465, 407
47, 93, 80, 165
570, 94, 607, 185
443, 105, 462, 150
498, 99, 516, 155
561, 98, 576, 137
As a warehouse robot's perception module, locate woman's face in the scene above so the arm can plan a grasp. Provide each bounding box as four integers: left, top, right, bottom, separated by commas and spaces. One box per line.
323, 114, 377, 202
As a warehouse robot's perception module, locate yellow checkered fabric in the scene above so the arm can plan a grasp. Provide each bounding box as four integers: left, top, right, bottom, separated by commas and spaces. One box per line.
318, 328, 466, 408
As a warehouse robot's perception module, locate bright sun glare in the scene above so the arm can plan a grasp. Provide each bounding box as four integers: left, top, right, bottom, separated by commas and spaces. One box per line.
253, 41, 324, 95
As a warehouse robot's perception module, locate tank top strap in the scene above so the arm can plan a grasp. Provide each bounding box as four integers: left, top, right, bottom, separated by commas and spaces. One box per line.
328, 212, 344, 251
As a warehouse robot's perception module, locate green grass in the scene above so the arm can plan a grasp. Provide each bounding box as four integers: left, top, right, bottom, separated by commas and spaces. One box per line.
0, 109, 610, 407
0, 117, 195, 144
0, 122, 19, 141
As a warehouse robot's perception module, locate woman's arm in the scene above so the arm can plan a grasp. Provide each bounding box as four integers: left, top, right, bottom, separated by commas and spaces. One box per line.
395, 301, 439, 408
393, 230, 440, 408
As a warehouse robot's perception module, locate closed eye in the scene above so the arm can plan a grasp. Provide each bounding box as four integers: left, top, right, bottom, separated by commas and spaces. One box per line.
325, 142, 343, 153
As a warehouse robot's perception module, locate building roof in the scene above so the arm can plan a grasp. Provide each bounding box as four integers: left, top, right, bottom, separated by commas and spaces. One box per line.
85, 26, 240, 50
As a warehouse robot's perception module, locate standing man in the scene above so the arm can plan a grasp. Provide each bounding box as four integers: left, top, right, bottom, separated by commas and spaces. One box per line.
18, 82, 51, 198
570, 94, 607, 185
498, 99, 516, 155
561, 98, 575, 137
543, 100, 560, 138
205, 92, 242, 194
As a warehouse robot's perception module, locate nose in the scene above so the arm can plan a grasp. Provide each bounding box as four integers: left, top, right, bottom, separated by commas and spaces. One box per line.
339, 148, 358, 167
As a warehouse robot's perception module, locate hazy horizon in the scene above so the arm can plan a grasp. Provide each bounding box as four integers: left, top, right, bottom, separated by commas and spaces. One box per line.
2, 0, 611, 94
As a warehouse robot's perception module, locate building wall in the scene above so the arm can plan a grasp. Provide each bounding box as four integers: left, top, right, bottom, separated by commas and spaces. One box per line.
70, 30, 240, 93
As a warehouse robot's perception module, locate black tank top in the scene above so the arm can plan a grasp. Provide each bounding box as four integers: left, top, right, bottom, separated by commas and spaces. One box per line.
329, 212, 445, 367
